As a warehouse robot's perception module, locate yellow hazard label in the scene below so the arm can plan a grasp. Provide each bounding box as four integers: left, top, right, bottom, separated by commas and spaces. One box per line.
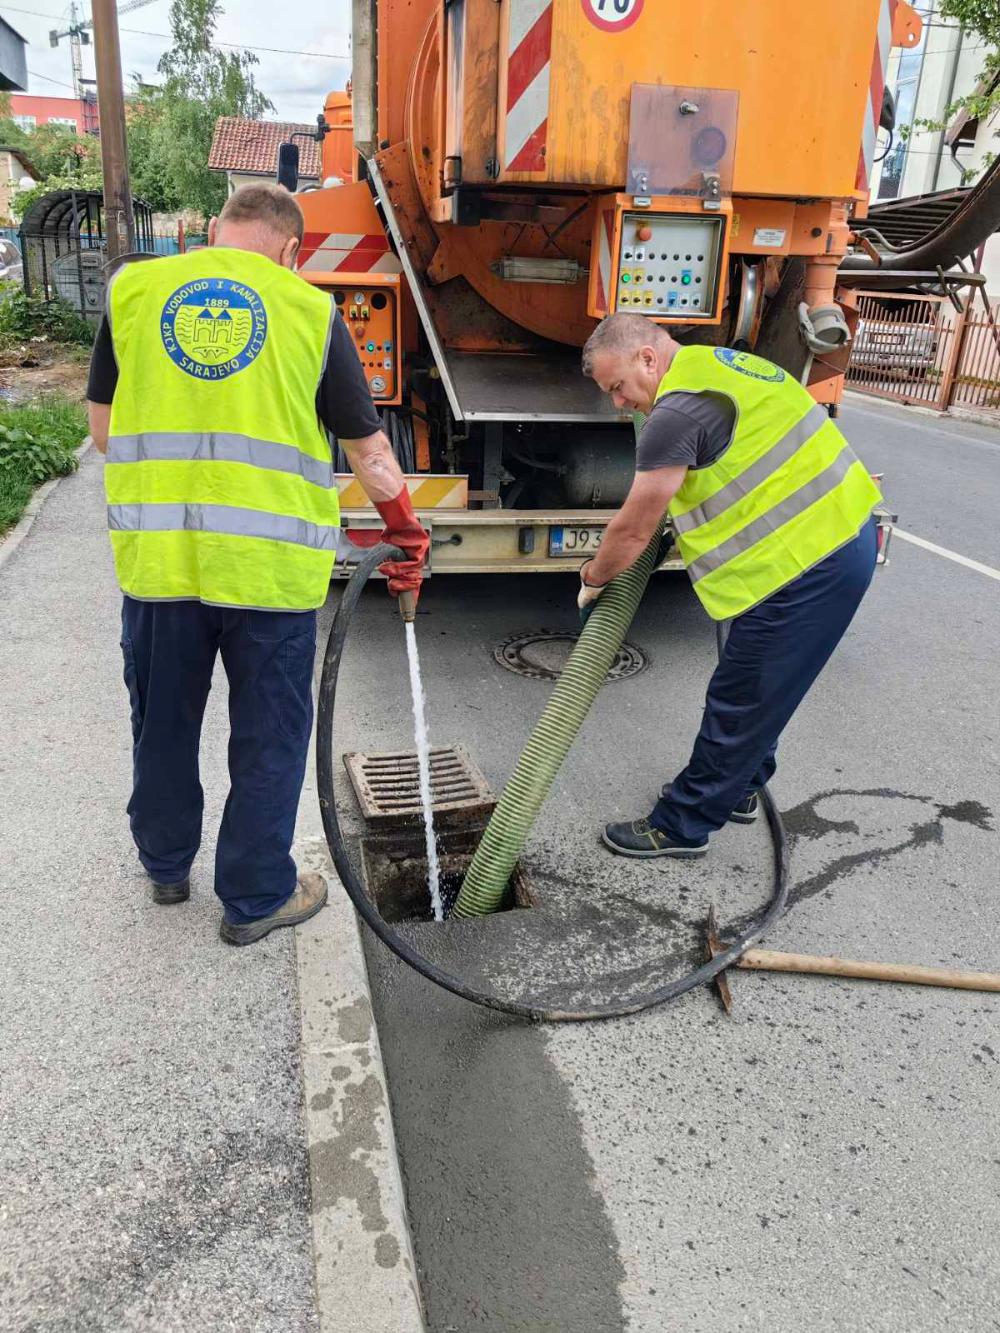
335, 474, 469, 510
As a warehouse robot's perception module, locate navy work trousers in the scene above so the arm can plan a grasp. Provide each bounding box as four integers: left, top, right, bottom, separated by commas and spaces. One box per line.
651, 517, 878, 847
120, 597, 316, 923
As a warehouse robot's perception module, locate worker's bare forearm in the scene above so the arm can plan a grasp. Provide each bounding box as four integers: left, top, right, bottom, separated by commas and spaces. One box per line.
587, 517, 653, 584
87, 401, 110, 455
585, 464, 687, 585
340, 430, 405, 502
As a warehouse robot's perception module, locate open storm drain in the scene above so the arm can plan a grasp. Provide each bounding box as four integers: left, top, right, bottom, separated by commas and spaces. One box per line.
494, 630, 649, 683
344, 744, 539, 922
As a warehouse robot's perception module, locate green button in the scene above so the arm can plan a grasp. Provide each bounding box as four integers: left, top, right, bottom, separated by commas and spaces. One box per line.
681, 273, 692, 285
366, 342, 376, 352
621, 272, 631, 284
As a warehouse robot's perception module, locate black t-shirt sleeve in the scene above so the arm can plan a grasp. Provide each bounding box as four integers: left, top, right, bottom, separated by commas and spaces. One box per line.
635, 400, 707, 471
317, 310, 383, 439
86, 314, 119, 404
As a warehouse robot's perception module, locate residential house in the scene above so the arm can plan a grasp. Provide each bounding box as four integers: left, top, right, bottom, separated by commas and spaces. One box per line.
0, 145, 38, 224
207, 118, 321, 195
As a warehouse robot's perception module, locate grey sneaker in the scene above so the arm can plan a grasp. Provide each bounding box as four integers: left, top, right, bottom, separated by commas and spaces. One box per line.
601, 818, 708, 859
151, 875, 190, 906
658, 784, 760, 824
220, 873, 328, 947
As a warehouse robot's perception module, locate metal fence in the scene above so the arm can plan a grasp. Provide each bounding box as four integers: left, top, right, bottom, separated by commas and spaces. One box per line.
846, 290, 1000, 417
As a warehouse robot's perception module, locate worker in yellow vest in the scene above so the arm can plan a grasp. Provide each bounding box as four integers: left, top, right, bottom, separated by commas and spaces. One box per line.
580, 312, 880, 859
87, 184, 429, 944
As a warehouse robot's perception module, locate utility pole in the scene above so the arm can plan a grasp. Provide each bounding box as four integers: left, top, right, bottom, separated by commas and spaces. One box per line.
91, 0, 134, 261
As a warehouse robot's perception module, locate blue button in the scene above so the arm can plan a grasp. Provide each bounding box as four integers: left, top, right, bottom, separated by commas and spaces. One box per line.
383, 341, 392, 351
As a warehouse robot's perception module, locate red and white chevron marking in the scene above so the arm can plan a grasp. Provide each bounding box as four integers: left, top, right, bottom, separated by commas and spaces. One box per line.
857, 0, 895, 193
298, 232, 402, 274
504, 0, 553, 173
595, 206, 615, 315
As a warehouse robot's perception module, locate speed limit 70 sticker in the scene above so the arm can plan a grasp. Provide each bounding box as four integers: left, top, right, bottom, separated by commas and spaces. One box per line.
581, 0, 644, 32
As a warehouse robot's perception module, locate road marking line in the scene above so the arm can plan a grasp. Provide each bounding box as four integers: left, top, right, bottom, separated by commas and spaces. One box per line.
893, 528, 1000, 583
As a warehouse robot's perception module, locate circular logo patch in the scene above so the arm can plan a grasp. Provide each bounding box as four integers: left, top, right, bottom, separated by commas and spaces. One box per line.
161, 277, 267, 381
714, 347, 785, 382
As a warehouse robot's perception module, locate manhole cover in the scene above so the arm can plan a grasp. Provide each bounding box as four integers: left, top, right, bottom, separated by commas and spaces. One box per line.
493, 630, 649, 682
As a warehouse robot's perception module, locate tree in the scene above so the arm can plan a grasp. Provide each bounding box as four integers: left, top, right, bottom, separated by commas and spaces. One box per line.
144, 0, 274, 219
125, 84, 180, 212
909, 1, 1000, 182
23, 123, 99, 181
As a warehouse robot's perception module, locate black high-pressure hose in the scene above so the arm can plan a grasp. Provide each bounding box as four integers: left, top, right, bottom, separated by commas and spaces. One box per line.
316, 543, 791, 1023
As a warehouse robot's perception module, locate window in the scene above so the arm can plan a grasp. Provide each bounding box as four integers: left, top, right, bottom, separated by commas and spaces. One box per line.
877, 31, 927, 200
12, 115, 35, 131
48, 117, 79, 128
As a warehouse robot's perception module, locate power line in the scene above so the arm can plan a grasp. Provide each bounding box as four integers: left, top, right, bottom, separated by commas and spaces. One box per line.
27, 66, 78, 89
0, 5, 349, 58
120, 26, 349, 59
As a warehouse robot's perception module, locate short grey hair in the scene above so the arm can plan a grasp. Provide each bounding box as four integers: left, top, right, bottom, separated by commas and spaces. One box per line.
581, 312, 669, 377
219, 183, 305, 245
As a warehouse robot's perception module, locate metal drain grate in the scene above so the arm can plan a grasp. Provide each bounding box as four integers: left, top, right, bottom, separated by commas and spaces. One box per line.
494, 630, 649, 683
343, 742, 496, 828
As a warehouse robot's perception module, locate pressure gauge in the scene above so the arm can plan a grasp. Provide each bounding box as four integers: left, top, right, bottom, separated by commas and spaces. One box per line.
353, 292, 365, 305
370, 375, 387, 394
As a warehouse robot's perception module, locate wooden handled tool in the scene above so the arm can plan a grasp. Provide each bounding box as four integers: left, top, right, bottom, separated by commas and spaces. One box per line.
705, 906, 1000, 1014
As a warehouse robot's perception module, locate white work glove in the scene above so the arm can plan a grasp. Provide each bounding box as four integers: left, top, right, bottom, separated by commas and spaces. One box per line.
577, 560, 606, 618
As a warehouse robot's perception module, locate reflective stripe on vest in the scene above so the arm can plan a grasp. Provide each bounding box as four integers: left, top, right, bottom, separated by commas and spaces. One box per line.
107, 502, 351, 554
106, 249, 340, 611
107, 431, 337, 490
670, 404, 828, 536
658, 347, 880, 620
685, 442, 857, 582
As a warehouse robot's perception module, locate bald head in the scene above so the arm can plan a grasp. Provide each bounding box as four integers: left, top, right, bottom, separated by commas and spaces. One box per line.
582, 313, 679, 415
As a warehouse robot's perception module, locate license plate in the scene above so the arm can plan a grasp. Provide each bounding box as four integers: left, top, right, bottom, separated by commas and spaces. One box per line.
548, 525, 604, 557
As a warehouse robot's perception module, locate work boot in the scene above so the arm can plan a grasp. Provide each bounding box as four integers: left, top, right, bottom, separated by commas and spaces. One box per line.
658, 784, 760, 825
151, 875, 190, 906
601, 819, 708, 859
219, 873, 328, 947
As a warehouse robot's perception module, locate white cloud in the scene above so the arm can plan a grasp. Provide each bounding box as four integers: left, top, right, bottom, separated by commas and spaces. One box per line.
17, 0, 353, 122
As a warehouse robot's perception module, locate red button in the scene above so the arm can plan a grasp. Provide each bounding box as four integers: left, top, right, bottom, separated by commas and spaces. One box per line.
637, 225, 653, 242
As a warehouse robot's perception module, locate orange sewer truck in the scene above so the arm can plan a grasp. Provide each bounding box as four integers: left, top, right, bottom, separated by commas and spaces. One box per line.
283, 0, 926, 574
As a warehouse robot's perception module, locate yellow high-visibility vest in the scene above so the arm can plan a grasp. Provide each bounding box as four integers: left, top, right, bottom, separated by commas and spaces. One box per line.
105, 247, 344, 611
656, 347, 881, 620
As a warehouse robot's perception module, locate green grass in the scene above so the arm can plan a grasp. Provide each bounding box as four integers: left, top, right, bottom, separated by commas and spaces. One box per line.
0, 394, 87, 534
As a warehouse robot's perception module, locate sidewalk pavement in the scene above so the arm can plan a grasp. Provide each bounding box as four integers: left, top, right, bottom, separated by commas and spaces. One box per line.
0, 449, 422, 1331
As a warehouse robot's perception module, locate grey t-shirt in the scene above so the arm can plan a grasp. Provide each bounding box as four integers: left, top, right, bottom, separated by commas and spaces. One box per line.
635, 391, 735, 472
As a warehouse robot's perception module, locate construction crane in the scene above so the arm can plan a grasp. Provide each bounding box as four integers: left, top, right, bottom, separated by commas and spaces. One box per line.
49, 0, 158, 99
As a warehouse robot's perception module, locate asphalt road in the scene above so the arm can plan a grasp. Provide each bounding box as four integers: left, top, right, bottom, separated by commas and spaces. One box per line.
2, 397, 996, 1332
335, 398, 1000, 1332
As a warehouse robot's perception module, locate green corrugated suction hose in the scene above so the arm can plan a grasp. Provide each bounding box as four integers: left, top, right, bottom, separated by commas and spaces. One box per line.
451, 517, 666, 919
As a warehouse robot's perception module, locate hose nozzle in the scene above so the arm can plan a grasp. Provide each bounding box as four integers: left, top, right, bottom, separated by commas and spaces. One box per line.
398, 589, 417, 623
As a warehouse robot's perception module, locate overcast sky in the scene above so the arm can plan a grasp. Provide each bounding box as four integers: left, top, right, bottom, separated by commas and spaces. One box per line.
3, 0, 352, 123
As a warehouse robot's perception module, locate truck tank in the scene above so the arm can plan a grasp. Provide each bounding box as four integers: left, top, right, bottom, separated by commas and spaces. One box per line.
292, 0, 936, 573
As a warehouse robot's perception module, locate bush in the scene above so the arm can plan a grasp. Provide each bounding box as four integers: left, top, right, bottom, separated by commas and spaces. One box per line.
0, 284, 95, 349
0, 394, 87, 533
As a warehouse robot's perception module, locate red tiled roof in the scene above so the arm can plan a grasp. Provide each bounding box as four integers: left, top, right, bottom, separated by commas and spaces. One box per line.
208, 117, 322, 180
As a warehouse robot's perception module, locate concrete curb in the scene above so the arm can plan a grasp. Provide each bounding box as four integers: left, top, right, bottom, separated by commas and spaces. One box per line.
293, 807, 425, 1332
0, 437, 93, 572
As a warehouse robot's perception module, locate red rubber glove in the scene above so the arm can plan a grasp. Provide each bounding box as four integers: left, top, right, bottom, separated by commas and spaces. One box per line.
374, 485, 430, 599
